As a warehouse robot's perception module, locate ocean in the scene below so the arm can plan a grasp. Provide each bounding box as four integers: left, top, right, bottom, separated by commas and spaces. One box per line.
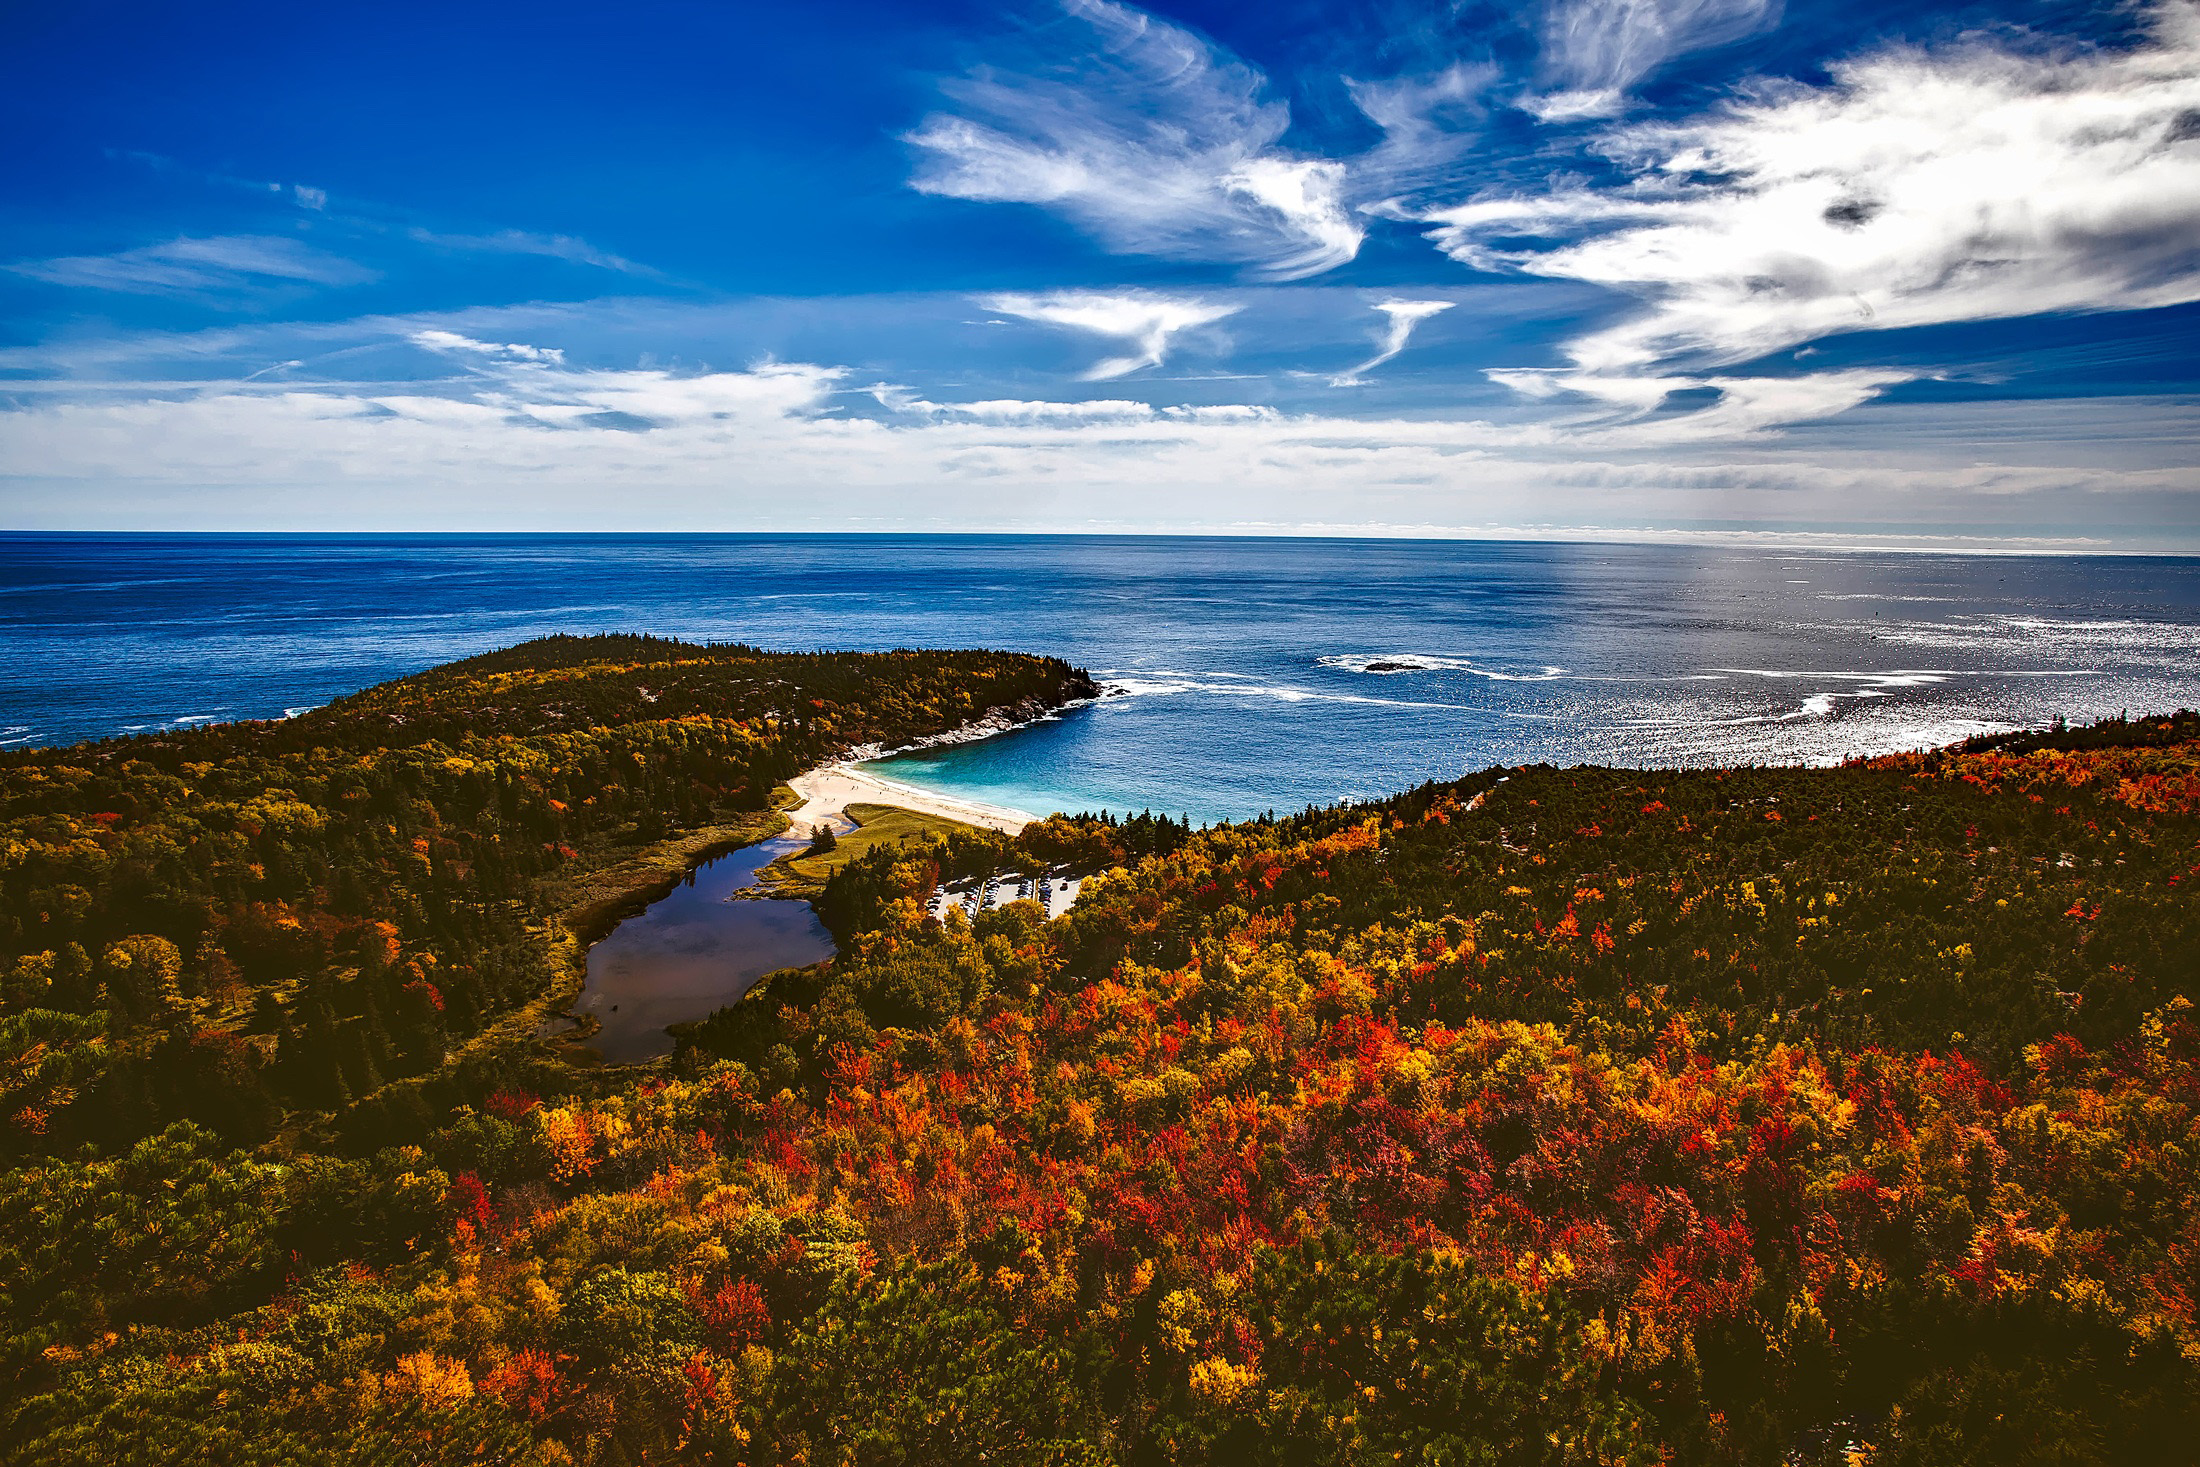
5, 532, 2199, 825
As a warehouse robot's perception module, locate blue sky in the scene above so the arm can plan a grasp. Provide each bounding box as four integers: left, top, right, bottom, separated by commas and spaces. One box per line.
2, 0, 2197, 547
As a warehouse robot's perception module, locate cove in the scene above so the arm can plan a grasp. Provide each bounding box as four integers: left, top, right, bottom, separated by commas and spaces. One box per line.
571, 830, 834, 1063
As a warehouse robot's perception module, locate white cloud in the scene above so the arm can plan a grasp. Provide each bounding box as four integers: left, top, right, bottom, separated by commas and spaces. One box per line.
906, 0, 1363, 278
0, 325, 2190, 549
982, 290, 1240, 378
2, 308, 2192, 547
884, 394, 1159, 423
494, 361, 841, 430
1637, 368, 1917, 439
1347, 64, 1496, 192
944, 398, 1154, 422
1218, 158, 1362, 278
392, 332, 842, 430
1163, 403, 1276, 421
1436, 1, 2200, 377
1331, 299, 1455, 385
1532, 0, 1780, 117
6, 235, 375, 297
1480, 363, 1914, 434
1485, 367, 1688, 410
410, 329, 567, 365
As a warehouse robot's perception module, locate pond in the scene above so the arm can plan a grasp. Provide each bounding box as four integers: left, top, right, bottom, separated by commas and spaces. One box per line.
570, 830, 835, 1063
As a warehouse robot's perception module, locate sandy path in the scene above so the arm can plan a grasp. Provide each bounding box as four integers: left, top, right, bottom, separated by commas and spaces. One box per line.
785, 762, 1039, 836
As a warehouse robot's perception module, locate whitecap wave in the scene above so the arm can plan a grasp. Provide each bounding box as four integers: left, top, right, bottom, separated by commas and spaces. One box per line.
1097, 672, 1504, 715
1815, 593, 1963, 603
1713, 668, 1953, 723
1606, 711, 2022, 765
1715, 668, 1957, 684
1316, 653, 1567, 681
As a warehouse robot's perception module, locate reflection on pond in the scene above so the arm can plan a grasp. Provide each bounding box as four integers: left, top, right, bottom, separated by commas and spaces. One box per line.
572, 832, 834, 1063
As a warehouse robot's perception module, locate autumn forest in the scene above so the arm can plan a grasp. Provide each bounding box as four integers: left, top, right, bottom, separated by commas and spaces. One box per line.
2, 636, 2196, 1465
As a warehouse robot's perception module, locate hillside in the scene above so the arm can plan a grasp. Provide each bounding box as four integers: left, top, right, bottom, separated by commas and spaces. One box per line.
4, 699, 2198, 1464
0, 634, 1096, 1158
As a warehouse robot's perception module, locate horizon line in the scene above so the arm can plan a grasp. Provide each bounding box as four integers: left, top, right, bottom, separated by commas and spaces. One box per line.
0, 523, 2191, 558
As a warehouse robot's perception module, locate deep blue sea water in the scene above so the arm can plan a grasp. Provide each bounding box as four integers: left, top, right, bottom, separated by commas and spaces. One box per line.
6, 532, 2200, 825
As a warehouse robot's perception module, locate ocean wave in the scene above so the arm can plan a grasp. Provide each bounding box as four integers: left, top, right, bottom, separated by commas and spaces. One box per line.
1712, 668, 1953, 723
1315, 653, 1567, 681
1715, 668, 1957, 684
1861, 625, 2002, 650
2001, 617, 2154, 631
1994, 616, 2200, 649
1699, 667, 2086, 726
1098, 673, 1508, 715
1815, 593, 1964, 603
1861, 615, 2200, 659
1605, 713, 2022, 765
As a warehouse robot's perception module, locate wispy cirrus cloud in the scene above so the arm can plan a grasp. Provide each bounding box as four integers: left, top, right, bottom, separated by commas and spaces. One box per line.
1331, 300, 1455, 386
1531, 0, 1781, 119
1441, 1, 2200, 375
106, 150, 334, 215
384, 347, 841, 433
982, 289, 1241, 378
906, 0, 1362, 279
1344, 63, 1498, 202
405, 227, 657, 276
1510, 365, 1916, 438
1438, 0, 2200, 434
409, 329, 568, 365
6, 234, 376, 299
4, 319, 2188, 545
88, 150, 661, 292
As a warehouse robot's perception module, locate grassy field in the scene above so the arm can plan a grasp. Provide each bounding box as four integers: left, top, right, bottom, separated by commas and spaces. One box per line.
761, 800, 988, 898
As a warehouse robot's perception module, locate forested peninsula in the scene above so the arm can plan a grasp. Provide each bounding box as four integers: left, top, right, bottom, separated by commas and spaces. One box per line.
3, 638, 2197, 1465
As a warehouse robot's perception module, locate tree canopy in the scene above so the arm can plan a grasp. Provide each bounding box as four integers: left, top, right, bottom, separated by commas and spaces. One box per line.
3, 663, 2196, 1464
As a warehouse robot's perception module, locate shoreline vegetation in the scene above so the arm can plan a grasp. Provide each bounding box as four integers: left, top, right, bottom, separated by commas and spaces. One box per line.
0, 633, 1098, 1133
546, 697, 1070, 1045
526, 793, 804, 1060
2, 636, 2197, 1464
541, 686, 1078, 1051
756, 800, 994, 902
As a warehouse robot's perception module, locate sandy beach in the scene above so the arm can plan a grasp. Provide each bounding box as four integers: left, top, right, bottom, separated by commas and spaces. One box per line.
785, 761, 1040, 836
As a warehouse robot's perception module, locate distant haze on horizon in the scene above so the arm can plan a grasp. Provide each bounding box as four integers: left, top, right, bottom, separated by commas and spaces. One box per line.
3, 0, 2198, 549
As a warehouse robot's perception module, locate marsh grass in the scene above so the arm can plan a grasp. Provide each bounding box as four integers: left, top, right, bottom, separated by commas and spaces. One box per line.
760, 801, 987, 898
